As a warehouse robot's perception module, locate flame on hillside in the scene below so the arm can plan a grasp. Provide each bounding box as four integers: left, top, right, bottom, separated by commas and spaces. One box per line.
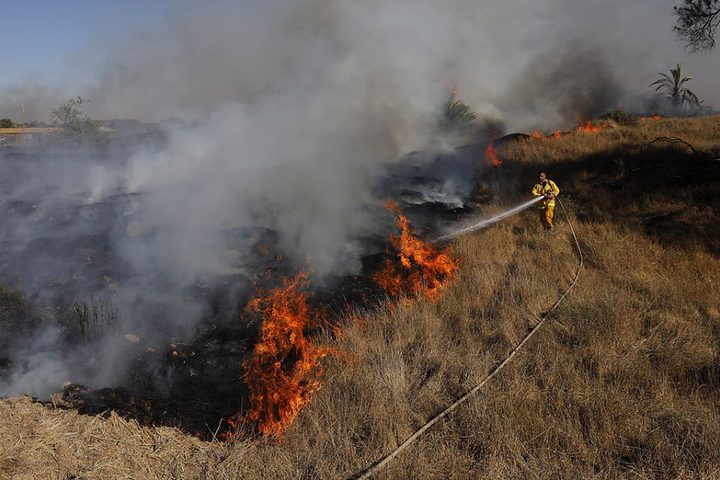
226, 202, 459, 439
373, 201, 458, 300
530, 129, 566, 141
576, 120, 609, 133
227, 272, 335, 439
531, 120, 609, 141
485, 144, 502, 167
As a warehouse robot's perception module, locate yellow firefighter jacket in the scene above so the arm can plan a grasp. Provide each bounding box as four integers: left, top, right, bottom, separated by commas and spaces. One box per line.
532, 180, 560, 208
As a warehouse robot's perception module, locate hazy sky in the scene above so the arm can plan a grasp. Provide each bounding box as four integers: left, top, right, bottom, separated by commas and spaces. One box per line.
1, 0, 717, 122
2, 0, 170, 81
0, 1, 688, 79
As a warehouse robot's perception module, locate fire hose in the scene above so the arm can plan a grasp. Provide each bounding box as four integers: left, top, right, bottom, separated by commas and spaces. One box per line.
354, 196, 583, 479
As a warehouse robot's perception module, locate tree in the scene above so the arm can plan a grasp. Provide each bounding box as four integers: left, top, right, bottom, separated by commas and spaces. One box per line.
0, 118, 15, 128
51, 96, 98, 139
51, 96, 86, 128
649, 64, 702, 111
440, 92, 477, 130
674, 0, 720, 51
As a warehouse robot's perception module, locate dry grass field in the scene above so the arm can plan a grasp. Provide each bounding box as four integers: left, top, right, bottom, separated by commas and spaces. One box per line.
1, 115, 719, 479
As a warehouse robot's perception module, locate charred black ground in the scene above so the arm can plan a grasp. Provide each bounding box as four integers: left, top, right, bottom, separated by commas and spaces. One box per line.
0, 139, 488, 440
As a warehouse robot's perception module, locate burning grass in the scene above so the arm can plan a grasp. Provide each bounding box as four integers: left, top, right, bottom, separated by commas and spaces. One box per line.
576, 119, 609, 133
228, 272, 335, 439
372, 201, 458, 300
228, 202, 458, 438
528, 119, 611, 141
484, 143, 502, 167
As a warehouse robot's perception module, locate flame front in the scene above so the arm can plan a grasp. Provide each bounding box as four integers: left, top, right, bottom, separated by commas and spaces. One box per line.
373, 201, 458, 300
239, 272, 334, 437
231, 204, 458, 438
484, 144, 502, 167
531, 130, 564, 141
576, 120, 608, 133
532, 121, 608, 140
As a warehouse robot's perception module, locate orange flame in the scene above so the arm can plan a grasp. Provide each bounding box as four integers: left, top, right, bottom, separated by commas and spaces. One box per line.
530, 122, 608, 140
531, 130, 565, 140
222, 415, 241, 442
373, 201, 458, 300
238, 272, 335, 438
639, 115, 662, 122
484, 144, 502, 167
576, 120, 608, 133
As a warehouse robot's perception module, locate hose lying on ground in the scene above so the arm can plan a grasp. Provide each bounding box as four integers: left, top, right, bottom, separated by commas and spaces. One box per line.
354, 197, 583, 480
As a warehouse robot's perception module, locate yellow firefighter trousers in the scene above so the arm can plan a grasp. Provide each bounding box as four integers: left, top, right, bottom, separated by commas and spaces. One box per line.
539, 204, 555, 228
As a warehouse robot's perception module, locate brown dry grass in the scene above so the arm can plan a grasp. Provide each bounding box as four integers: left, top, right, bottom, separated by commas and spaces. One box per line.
1, 115, 719, 479
504, 115, 720, 165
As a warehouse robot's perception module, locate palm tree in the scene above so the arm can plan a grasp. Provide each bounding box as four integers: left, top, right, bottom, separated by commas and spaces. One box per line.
649, 64, 702, 110
441, 92, 477, 129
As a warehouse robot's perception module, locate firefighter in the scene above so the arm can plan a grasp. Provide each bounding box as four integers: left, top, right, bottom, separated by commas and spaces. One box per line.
531, 172, 560, 229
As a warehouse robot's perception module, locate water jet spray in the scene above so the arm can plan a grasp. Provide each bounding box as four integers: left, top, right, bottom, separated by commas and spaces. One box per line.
433, 196, 543, 243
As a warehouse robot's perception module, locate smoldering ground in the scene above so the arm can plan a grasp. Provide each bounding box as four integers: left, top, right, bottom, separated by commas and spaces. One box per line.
1, 0, 718, 400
